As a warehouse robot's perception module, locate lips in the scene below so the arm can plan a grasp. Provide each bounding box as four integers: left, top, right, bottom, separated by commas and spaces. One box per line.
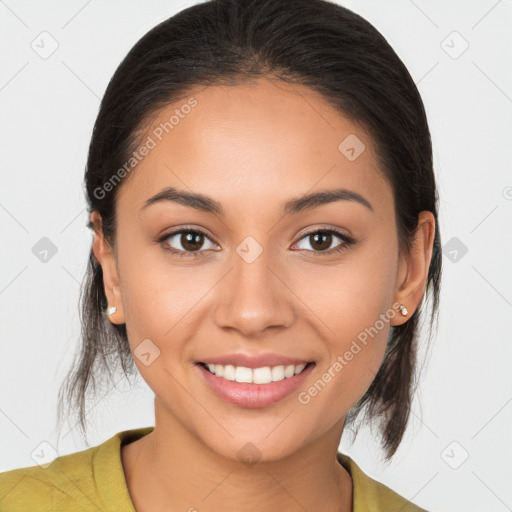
196, 360, 316, 408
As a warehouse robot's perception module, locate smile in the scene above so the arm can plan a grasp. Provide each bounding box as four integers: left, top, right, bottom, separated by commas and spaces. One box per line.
196, 361, 316, 408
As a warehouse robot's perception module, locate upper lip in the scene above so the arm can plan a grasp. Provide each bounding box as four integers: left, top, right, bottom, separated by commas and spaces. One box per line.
197, 353, 313, 369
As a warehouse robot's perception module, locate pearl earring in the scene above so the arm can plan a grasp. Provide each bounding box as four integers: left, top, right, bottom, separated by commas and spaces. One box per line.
108, 306, 117, 316
399, 304, 408, 316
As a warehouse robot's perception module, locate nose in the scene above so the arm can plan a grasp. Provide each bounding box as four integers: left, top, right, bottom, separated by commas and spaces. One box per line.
212, 245, 295, 338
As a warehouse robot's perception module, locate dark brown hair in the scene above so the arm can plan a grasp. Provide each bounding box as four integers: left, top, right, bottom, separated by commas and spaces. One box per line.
57, 0, 442, 460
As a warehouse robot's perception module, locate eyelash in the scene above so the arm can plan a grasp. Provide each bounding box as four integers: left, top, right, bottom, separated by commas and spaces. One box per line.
158, 226, 355, 259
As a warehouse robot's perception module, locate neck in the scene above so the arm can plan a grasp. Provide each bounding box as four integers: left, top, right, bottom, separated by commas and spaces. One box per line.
121, 401, 353, 512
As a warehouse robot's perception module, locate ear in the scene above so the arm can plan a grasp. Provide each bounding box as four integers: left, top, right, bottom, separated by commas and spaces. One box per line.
90, 211, 125, 325
390, 211, 436, 326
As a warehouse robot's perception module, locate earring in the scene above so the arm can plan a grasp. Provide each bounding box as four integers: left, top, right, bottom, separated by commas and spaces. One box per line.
108, 306, 117, 316
399, 304, 408, 316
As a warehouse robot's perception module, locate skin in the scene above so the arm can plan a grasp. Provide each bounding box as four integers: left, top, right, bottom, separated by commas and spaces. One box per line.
91, 77, 435, 512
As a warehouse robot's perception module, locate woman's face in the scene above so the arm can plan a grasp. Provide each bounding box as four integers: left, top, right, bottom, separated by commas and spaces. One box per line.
96, 77, 415, 462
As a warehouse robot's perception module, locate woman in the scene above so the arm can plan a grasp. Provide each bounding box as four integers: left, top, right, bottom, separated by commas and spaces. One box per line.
0, 0, 441, 510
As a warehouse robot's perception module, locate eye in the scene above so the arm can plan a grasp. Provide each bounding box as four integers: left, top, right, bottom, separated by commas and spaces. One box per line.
293, 228, 354, 255
158, 227, 218, 258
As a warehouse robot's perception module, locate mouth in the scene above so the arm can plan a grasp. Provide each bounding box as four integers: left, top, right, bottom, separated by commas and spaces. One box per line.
195, 361, 316, 408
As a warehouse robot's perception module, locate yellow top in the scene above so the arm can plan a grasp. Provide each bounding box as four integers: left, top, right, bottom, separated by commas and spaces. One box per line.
0, 427, 427, 511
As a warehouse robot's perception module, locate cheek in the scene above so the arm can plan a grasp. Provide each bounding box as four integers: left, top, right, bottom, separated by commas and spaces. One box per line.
116, 235, 197, 337
298, 317, 390, 429
297, 244, 397, 412
297, 236, 398, 344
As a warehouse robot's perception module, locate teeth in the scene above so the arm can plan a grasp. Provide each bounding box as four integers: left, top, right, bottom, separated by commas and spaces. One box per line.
235, 366, 253, 383
271, 365, 285, 381
294, 363, 306, 375
223, 364, 236, 381
284, 365, 295, 378
203, 362, 309, 384
254, 366, 272, 384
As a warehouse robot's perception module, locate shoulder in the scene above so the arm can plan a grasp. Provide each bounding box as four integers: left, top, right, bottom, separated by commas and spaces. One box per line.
0, 427, 152, 512
0, 442, 100, 511
337, 453, 429, 512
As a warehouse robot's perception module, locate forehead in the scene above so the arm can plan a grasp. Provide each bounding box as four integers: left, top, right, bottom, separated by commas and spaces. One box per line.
116, 78, 393, 220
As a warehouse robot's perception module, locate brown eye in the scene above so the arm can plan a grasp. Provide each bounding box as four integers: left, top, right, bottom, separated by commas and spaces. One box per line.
159, 228, 218, 258
308, 231, 334, 251
177, 231, 205, 251
294, 229, 354, 255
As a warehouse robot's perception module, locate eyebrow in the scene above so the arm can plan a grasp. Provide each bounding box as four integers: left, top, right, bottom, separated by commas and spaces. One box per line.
141, 186, 373, 216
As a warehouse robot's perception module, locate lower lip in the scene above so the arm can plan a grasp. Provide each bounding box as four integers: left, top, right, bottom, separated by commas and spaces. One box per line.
196, 363, 315, 408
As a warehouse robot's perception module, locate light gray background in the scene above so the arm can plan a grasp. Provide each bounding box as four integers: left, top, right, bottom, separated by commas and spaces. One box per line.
1, 1, 511, 511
